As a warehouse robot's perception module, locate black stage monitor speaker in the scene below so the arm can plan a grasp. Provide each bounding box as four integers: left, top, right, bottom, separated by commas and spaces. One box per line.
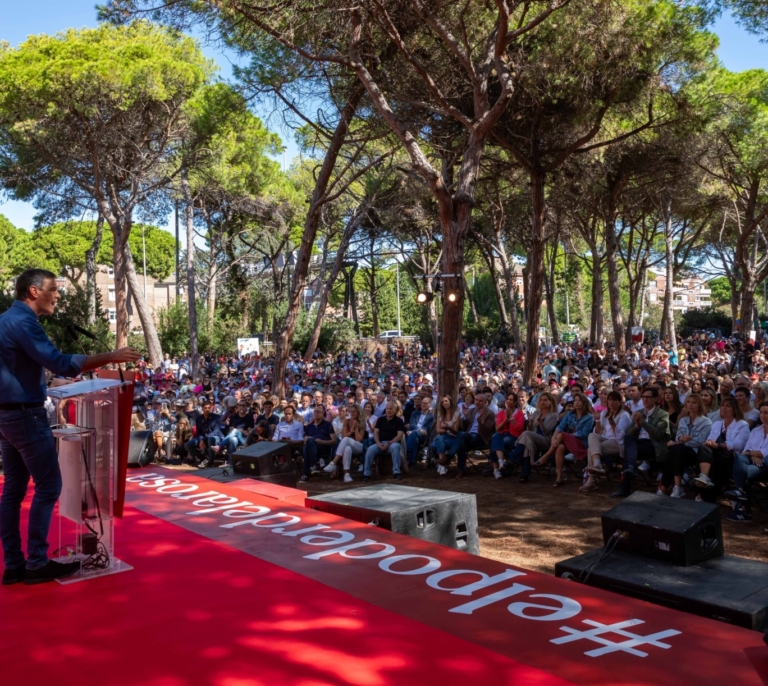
232, 441, 298, 487
601, 491, 723, 567
555, 550, 768, 631
127, 430, 153, 467
306, 484, 479, 554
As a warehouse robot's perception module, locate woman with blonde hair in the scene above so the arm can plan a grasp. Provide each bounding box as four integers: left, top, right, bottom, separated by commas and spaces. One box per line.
700, 387, 720, 423
325, 404, 366, 483
172, 416, 193, 465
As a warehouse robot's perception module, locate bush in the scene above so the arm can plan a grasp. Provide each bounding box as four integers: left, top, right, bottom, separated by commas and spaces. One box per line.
679, 308, 732, 338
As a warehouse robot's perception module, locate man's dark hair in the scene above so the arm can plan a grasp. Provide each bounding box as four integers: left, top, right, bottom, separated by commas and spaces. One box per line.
16, 268, 57, 300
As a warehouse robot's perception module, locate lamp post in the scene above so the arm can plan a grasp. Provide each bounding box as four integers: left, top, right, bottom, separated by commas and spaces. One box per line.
142, 224, 147, 300
396, 261, 401, 335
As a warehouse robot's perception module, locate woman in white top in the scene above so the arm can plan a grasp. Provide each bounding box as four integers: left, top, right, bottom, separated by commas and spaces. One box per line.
582, 391, 631, 492
659, 394, 712, 498
724, 402, 768, 520
694, 397, 750, 501
326, 403, 366, 483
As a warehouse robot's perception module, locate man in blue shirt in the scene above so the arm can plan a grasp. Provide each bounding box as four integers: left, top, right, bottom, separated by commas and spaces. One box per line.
300, 405, 336, 482
0, 269, 140, 586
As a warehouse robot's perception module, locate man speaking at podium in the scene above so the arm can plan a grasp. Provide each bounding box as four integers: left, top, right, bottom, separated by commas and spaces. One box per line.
0, 269, 140, 586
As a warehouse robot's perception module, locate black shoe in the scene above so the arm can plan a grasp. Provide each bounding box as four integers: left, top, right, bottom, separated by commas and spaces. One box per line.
2, 567, 25, 586
622, 466, 637, 477
611, 481, 631, 498
725, 509, 753, 522
724, 488, 749, 503
24, 559, 81, 585
394, 472, 402, 480
363, 475, 371, 482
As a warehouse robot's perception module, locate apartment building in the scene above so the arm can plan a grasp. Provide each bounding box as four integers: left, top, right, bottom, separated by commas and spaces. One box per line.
647, 273, 712, 312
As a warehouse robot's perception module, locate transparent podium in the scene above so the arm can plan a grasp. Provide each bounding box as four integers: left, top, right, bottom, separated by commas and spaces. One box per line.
48, 378, 133, 584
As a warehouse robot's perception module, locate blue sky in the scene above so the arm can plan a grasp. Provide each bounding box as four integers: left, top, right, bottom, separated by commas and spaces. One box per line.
1, 2, 766, 232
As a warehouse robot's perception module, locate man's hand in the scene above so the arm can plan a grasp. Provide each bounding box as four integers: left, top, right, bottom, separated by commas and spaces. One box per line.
112, 347, 142, 364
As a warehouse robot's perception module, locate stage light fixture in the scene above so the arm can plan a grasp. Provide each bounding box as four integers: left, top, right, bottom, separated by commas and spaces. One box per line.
446, 292, 458, 303
416, 291, 434, 304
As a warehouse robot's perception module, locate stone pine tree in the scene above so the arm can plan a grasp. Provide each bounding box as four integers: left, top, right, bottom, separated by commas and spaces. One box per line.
0, 23, 212, 366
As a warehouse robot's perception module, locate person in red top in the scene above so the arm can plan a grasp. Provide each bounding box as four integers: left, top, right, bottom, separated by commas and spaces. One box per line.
489, 393, 525, 479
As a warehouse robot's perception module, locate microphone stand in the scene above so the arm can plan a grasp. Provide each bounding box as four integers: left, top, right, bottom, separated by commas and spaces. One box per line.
66, 325, 95, 381
68, 323, 125, 384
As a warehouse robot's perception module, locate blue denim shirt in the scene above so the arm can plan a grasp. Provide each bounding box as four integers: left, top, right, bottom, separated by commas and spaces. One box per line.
556, 411, 595, 446
0, 301, 86, 403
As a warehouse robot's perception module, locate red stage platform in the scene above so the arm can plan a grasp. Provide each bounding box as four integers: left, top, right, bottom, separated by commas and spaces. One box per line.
2, 467, 767, 686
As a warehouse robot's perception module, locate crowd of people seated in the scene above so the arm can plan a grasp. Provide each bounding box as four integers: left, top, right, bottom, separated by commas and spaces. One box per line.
119, 334, 768, 523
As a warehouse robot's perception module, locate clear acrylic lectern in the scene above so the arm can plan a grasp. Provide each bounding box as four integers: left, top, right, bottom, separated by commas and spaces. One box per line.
48, 378, 133, 583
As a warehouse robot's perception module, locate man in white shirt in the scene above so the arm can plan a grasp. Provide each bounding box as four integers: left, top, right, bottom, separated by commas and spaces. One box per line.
373, 391, 388, 417
625, 383, 643, 413
273, 405, 305, 444
677, 376, 691, 404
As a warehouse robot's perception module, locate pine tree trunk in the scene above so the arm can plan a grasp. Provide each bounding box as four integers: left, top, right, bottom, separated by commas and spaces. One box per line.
86, 216, 104, 324
271, 85, 364, 399
498, 250, 522, 346
662, 199, 677, 351
545, 249, 559, 345
604, 218, 626, 352
180, 167, 199, 379
304, 212, 360, 359
123, 243, 163, 368
524, 172, 547, 384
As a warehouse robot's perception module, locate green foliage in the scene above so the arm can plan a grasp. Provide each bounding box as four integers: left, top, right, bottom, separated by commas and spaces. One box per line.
155, 300, 190, 357
156, 299, 249, 356
292, 310, 357, 355
708, 276, 733, 307
0, 22, 213, 213
679, 307, 733, 336
31, 220, 175, 282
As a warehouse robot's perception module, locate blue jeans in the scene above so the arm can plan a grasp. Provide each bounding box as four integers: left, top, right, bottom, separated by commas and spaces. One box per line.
364, 442, 401, 477
222, 429, 247, 462
431, 434, 459, 457
490, 433, 517, 463
185, 435, 221, 462
406, 431, 427, 464
733, 452, 768, 491
0, 407, 61, 570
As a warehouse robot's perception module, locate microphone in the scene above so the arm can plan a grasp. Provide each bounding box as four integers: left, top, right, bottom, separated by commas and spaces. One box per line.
70, 323, 101, 342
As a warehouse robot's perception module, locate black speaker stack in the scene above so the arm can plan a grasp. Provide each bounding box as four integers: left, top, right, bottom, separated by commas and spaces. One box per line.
556, 491, 768, 630
127, 430, 153, 467
231, 441, 299, 487
306, 484, 479, 554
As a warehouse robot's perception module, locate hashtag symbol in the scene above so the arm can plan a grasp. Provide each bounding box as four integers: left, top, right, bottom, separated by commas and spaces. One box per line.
551, 619, 681, 657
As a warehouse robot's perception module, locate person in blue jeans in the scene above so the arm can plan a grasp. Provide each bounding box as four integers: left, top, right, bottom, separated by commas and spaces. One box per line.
364, 402, 405, 481
220, 400, 255, 464
405, 396, 434, 464
0, 269, 140, 586
431, 395, 461, 476
300, 405, 337, 482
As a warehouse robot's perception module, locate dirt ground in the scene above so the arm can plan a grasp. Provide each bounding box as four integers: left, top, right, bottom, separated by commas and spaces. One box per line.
296, 461, 768, 574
